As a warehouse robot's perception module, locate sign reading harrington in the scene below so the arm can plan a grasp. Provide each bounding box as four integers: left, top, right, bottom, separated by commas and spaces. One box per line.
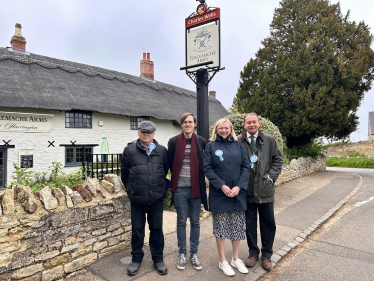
185, 6, 220, 72
0, 111, 54, 133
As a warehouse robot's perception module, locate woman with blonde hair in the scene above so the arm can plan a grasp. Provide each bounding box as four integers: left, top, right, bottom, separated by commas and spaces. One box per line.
203, 118, 250, 276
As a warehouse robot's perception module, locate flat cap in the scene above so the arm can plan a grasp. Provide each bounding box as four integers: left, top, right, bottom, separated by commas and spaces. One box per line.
138, 120, 156, 132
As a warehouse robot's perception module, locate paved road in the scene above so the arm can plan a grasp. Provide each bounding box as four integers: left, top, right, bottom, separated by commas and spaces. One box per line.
67, 170, 364, 281
263, 167, 374, 281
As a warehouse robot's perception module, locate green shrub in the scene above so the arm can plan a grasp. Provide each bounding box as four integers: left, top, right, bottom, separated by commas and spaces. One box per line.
163, 189, 175, 211
7, 162, 84, 192
285, 141, 324, 160
7, 163, 34, 189
163, 172, 175, 211
348, 153, 367, 158
326, 157, 374, 168
210, 113, 284, 154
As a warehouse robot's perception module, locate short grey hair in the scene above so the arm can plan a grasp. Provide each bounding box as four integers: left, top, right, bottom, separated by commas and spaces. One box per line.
244, 112, 259, 122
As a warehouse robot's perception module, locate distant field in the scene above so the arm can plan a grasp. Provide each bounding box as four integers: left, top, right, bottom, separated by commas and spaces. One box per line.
326, 157, 374, 168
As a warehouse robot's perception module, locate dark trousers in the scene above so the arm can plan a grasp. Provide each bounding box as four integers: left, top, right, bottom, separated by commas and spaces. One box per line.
246, 201, 276, 258
130, 201, 164, 263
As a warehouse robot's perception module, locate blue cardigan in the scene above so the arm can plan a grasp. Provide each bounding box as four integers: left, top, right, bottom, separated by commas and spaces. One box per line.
203, 137, 250, 212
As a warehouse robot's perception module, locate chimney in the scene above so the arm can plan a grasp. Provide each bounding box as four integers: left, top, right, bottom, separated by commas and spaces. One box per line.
10, 23, 26, 51
209, 91, 216, 98
140, 52, 154, 80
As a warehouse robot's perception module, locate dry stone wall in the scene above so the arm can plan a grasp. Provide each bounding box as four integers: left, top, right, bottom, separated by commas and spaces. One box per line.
0, 175, 131, 281
276, 156, 326, 185
324, 141, 374, 157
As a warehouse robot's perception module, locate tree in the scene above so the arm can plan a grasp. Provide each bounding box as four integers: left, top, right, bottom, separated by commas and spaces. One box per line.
233, 0, 374, 147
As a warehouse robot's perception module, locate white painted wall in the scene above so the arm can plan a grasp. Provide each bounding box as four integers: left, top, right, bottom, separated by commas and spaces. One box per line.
0, 107, 183, 186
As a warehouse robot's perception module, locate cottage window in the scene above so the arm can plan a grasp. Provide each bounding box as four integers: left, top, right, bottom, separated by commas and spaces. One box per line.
130, 116, 149, 130
65, 111, 92, 128
65, 146, 93, 166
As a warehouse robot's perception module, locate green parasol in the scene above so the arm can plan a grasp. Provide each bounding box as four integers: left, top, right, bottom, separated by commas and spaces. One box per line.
100, 133, 111, 162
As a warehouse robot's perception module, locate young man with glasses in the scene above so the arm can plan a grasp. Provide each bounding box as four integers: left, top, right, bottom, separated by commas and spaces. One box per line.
167, 113, 207, 271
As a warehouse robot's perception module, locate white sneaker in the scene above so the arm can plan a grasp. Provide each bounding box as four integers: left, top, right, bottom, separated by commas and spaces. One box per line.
231, 258, 249, 274
219, 260, 235, 276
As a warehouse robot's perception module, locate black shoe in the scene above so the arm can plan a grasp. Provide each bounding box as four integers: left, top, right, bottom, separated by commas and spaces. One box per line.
127, 262, 141, 276
154, 261, 168, 275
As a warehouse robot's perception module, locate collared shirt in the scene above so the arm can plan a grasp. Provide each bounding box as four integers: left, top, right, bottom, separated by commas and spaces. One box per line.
246, 131, 258, 143
246, 131, 273, 183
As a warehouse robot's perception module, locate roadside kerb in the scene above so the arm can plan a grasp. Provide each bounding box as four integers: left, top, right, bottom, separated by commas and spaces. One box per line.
266, 173, 364, 274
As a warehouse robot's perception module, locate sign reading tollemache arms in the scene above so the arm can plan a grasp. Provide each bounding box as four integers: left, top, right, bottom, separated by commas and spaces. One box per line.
0, 112, 54, 133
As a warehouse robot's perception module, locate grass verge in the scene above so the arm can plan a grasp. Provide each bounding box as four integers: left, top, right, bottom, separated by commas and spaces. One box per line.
326, 157, 374, 168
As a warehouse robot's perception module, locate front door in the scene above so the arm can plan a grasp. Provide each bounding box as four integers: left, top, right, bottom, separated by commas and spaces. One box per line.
0, 149, 6, 189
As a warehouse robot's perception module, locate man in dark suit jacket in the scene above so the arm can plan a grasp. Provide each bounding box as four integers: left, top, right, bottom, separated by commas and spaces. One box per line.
238, 113, 283, 271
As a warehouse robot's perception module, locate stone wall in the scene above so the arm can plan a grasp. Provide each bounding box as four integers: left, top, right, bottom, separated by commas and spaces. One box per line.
324, 141, 374, 157
276, 156, 326, 186
0, 175, 131, 281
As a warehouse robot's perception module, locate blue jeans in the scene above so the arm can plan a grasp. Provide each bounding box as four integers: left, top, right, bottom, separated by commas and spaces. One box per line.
174, 187, 201, 255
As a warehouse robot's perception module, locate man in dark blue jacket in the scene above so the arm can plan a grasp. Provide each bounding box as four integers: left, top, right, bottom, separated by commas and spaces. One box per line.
121, 121, 169, 276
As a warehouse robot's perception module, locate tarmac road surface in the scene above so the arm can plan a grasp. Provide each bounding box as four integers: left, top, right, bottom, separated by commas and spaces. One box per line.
262, 167, 374, 281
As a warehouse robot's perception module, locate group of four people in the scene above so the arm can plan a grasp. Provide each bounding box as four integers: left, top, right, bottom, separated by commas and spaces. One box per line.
121, 112, 283, 277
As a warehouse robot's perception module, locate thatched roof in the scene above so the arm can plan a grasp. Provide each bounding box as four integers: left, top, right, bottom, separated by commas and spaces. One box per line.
0, 47, 228, 125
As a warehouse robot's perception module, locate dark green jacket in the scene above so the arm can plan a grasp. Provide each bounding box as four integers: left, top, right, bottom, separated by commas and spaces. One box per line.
238, 130, 283, 204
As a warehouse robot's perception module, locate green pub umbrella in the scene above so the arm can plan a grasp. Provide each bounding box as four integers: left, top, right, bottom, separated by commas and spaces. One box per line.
100, 133, 111, 162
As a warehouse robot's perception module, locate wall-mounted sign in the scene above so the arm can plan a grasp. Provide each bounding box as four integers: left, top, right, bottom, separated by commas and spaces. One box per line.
19, 149, 34, 168
185, 7, 221, 72
0, 111, 54, 133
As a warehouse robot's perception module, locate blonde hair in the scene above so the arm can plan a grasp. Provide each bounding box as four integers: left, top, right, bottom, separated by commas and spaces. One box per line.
211, 118, 238, 141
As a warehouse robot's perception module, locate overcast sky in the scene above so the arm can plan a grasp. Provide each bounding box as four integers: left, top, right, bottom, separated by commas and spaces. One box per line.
1, 0, 373, 142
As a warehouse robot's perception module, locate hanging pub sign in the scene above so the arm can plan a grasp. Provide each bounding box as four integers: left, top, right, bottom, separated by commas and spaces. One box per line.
185, 3, 221, 72
0, 111, 54, 133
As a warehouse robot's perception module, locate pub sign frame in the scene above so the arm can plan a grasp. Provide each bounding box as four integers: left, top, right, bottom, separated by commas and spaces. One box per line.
184, 4, 221, 82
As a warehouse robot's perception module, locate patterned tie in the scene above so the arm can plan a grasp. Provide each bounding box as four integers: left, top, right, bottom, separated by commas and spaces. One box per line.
250, 136, 257, 154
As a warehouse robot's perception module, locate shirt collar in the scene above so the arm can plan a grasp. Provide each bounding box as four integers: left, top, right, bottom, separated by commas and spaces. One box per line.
246, 131, 258, 141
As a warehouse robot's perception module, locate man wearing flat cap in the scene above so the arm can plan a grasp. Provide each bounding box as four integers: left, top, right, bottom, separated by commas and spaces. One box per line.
121, 121, 169, 276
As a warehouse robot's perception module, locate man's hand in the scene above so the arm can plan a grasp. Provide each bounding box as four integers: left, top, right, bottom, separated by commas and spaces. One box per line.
229, 186, 241, 197
221, 185, 232, 197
